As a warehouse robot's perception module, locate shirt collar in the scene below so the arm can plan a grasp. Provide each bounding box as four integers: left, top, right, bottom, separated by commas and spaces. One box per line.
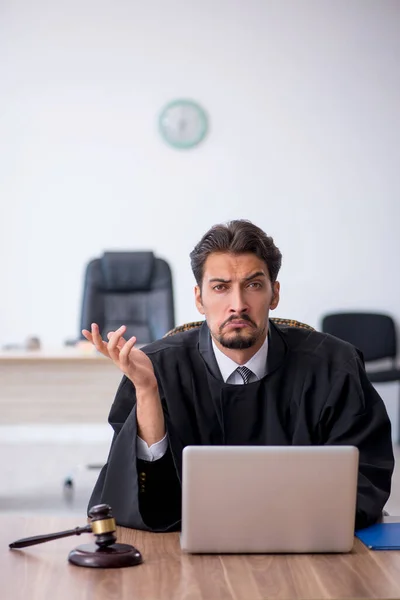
211, 335, 269, 383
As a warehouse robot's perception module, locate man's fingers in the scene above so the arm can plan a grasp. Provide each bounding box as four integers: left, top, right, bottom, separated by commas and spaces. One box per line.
86, 324, 135, 367
106, 331, 128, 350
82, 329, 93, 342
91, 323, 103, 346
119, 336, 137, 367
107, 326, 127, 361
83, 329, 111, 355
89, 323, 110, 357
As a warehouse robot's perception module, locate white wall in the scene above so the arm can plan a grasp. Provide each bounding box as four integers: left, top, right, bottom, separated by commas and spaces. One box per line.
1, 0, 400, 350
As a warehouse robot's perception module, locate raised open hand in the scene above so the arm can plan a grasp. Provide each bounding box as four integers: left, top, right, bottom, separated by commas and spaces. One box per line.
82, 323, 157, 391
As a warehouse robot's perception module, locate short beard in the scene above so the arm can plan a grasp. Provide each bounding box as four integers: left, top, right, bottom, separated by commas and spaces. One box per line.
215, 317, 266, 349
217, 332, 260, 350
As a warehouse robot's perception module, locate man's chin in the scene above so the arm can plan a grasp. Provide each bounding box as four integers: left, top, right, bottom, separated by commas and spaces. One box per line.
218, 333, 257, 350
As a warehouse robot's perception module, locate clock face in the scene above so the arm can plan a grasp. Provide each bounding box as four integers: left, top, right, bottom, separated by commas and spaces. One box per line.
159, 100, 208, 149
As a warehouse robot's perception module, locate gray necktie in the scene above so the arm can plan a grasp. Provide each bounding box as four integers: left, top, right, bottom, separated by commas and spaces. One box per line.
236, 366, 253, 384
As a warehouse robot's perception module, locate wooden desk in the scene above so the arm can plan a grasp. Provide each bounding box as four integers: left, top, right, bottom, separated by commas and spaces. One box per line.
0, 348, 122, 423
3, 515, 400, 600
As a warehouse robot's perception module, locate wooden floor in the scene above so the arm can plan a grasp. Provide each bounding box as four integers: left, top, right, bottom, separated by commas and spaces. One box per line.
1, 424, 399, 517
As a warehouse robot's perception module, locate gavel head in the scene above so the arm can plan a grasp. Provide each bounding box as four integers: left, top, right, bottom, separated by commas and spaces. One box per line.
88, 504, 117, 548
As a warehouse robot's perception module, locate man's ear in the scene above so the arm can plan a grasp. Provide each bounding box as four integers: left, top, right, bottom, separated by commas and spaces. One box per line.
270, 281, 280, 311
194, 285, 205, 315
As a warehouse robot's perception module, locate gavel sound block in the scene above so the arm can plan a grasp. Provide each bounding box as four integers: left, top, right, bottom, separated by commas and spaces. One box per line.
9, 504, 143, 568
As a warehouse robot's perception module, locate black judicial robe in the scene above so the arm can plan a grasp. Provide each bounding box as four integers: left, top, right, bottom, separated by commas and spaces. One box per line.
88, 321, 394, 532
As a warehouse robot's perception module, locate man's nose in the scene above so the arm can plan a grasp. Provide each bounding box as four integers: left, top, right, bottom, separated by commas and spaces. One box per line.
229, 288, 248, 313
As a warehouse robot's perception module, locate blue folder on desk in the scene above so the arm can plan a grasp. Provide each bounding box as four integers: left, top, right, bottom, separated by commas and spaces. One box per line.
356, 523, 400, 550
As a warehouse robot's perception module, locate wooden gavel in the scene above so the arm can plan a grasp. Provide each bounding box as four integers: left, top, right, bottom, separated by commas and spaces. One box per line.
9, 504, 143, 568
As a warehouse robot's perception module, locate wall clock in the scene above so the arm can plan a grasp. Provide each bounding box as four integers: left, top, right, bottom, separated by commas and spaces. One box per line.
159, 99, 208, 149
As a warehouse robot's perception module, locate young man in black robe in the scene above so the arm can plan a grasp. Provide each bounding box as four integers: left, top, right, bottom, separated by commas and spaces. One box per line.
85, 220, 394, 531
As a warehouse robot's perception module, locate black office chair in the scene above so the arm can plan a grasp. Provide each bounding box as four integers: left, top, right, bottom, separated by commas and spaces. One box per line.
80, 251, 175, 344
321, 312, 400, 441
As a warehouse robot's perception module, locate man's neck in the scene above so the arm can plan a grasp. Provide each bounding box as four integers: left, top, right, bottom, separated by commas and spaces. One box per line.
212, 331, 268, 366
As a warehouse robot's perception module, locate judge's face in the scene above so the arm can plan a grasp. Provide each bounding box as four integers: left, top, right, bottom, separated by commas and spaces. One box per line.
195, 252, 280, 351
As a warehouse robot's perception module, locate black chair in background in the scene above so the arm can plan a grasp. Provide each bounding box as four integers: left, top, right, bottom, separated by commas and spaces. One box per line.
80, 251, 175, 344
321, 312, 400, 442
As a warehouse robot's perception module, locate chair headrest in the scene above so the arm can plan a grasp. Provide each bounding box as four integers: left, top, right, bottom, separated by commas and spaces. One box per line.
101, 252, 155, 291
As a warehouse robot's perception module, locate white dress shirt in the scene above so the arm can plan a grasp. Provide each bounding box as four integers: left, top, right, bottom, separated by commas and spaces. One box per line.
136, 335, 269, 461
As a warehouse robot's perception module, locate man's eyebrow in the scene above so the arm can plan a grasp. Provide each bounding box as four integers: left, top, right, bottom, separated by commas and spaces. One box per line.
208, 277, 231, 284
243, 271, 267, 282
207, 271, 267, 284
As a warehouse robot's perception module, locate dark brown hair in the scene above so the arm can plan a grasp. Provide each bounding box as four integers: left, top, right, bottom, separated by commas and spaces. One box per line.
190, 220, 282, 287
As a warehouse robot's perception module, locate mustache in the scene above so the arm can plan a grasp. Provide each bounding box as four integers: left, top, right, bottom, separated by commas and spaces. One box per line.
220, 314, 256, 330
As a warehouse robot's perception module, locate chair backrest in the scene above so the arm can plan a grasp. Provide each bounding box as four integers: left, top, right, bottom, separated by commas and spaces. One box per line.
80, 252, 175, 344
321, 312, 397, 362
165, 318, 314, 337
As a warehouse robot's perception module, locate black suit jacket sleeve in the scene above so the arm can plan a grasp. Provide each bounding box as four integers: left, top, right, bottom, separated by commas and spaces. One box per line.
137, 449, 181, 529
88, 376, 181, 531
318, 353, 394, 530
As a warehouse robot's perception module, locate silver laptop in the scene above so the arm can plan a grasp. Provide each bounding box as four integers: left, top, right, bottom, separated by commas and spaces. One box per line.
180, 445, 359, 554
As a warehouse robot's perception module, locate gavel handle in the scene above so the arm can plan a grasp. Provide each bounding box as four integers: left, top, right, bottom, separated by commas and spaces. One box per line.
9, 524, 92, 549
